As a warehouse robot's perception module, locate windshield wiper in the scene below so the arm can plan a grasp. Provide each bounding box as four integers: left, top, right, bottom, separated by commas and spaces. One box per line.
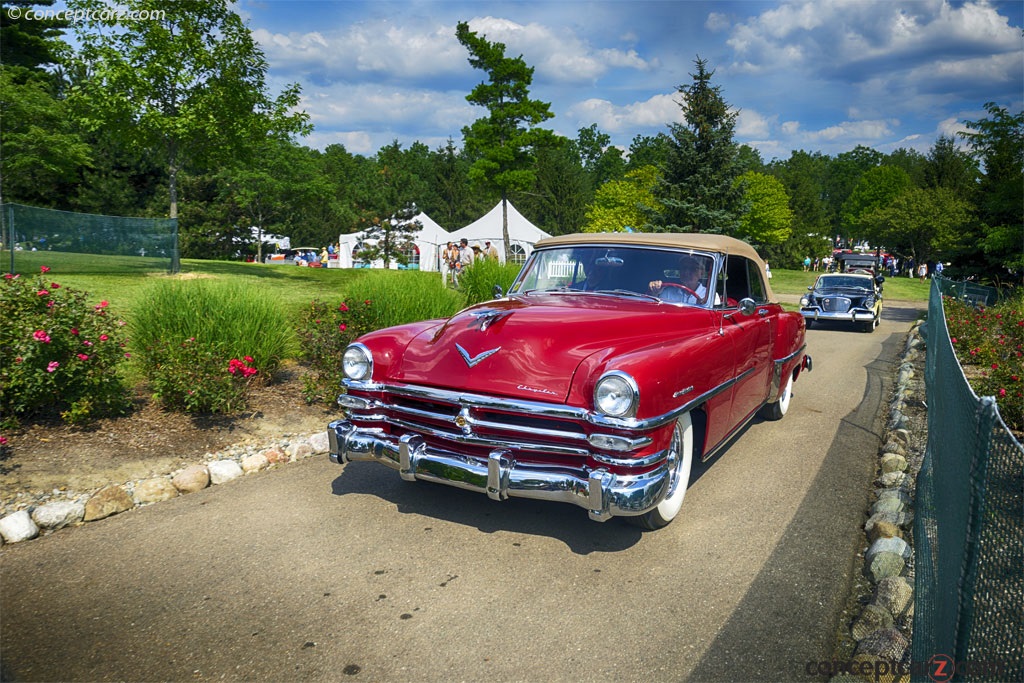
592, 289, 661, 302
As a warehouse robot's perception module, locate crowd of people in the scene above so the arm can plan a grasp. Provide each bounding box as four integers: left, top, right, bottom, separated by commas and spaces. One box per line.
443, 237, 499, 286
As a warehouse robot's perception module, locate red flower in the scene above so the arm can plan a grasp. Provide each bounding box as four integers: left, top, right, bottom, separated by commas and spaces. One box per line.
33, 330, 51, 343
46, 361, 59, 373
37, 290, 49, 297
339, 303, 349, 312
339, 323, 347, 332
992, 363, 999, 370
999, 388, 1007, 397
77, 353, 89, 361
40, 265, 50, 273
244, 356, 253, 363
70, 328, 79, 335
50, 283, 60, 289
99, 334, 109, 341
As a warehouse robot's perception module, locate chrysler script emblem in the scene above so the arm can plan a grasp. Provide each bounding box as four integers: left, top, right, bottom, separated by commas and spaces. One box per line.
456, 343, 501, 368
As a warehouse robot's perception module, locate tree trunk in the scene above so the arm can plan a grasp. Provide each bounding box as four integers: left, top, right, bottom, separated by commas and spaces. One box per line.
501, 191, 511, 260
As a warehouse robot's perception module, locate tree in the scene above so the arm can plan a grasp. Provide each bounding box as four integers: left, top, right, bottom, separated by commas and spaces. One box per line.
840, 165, 912, 242
735, 171, 792, 246
428, 139, 488, 229
924, 135, 978, 196
653, 57, 743, 234
456, 20, 555, 257
1, 0, 67, 77
863, 187, 971, 266
68, 0, 309, 268
958, 102, 1024, 279
584, 165, 661, 233
823, 145, 883, 244
354, 205, 422, 269
527, 138, 589, 236
626, 133, 671, 171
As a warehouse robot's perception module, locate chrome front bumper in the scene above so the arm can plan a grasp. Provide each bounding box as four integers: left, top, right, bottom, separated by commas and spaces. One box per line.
800, 308, 876, 322
328, 420, 671, 522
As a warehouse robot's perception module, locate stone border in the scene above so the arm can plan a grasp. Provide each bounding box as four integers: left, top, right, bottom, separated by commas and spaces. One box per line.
0, 431, 330, 545
828, 320, 927, 682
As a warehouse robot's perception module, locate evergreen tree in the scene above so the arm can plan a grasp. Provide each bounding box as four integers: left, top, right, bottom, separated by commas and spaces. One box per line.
652, 57, 743, 234
456, 20, 555, 256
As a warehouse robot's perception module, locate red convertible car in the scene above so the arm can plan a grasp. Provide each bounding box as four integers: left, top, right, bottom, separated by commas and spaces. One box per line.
328, 233, 811, 529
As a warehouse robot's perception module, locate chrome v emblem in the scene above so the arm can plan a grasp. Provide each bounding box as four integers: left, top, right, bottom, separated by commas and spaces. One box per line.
456, 343, 501, 368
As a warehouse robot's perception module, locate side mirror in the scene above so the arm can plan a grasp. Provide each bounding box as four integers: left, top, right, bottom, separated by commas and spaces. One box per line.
492, 284, 504, 299
738, 297, 757, 316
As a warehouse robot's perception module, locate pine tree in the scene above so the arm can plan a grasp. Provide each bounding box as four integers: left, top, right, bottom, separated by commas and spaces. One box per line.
653, 57, 743, 234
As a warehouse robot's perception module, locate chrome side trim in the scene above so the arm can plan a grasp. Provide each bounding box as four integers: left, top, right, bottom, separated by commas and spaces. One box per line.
771, 343, 807, 399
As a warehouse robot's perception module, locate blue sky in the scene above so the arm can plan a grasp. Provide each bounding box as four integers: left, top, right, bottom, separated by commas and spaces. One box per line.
238, 0, 1023, 160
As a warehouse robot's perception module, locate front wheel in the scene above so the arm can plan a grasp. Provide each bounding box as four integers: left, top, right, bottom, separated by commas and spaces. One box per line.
630, 412, 694, 530
761, 371, 793, 421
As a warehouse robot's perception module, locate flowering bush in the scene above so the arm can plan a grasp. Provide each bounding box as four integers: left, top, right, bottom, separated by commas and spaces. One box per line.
0, 266, 132, 427
944, 291, 1024, 432
295, 298, 375, 404
145, 337, 260, 414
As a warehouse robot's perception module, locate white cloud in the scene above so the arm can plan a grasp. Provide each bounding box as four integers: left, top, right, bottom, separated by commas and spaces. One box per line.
736, 108, 773, 138
566, 93, 682, 132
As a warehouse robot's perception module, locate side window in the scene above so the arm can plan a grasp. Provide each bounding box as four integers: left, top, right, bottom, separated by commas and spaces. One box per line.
745, 259, 767, 302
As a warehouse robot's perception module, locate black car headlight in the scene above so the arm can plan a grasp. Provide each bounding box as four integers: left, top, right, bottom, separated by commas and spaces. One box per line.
863, 297, 875, 308
342, 343, 373, 381
594, 371, 639, 418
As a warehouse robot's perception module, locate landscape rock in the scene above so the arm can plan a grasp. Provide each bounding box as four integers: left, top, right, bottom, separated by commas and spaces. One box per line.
867, 536, 911, 562
263, 447, 288, 465
874, 577, 914, 620
855, 628, 909, 662
241, 453, 269, 473
309, 431, 330, 454
32, 501, 85, 530
84, 485, 134, 521
851, 604, 895, 640
133, 478, 179, 505
866, 520, 903, 544
867, 552, 905, 583
172, 465, 210, 493
877, 471, 906, 488
287, 442, 313, 460
208, 459, 244, 484
0, 510, 40, 543
880, 454, 908, 474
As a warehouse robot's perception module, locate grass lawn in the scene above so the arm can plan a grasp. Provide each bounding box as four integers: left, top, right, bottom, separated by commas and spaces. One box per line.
3, 249, 931, 320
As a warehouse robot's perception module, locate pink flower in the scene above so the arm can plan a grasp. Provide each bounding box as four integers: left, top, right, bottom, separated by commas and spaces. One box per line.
50, 282, 60, 289
82, 340, 93, 347
99, 334, 109, 342
951, 337, 957, 344
77, 353, 89, 361
339, 323, 347, 332
70, 328, 79, 335
999, 388, 1007, 397
33, 330, 51, 343
339, 303, 349, 312
46, 361, 59, 373
0, 436, 7, 446
40, 266, 50, 273
37, 289, 49, 297
244, 355, 253, 363
46, 300, 54, 308
3, 273, 12, 280
97, 300, 108, 308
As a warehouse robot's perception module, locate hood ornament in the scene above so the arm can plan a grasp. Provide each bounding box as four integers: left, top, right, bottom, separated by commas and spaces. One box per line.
456, 343, 501, 368
468, 308, 512, 332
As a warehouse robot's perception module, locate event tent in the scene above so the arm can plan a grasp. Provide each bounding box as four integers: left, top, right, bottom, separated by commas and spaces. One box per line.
448, 201, 550, 264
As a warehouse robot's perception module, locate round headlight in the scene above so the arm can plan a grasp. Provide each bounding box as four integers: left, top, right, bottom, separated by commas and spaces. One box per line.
594, 372, 638, 418
342, 344, 373, 381
800, 296, 810, 307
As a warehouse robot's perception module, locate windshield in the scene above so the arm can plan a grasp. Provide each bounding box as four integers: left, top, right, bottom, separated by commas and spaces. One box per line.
815, 276, 872, 291
510, 245, 717, 307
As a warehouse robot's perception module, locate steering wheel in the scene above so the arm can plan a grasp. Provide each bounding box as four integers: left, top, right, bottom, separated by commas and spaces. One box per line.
657, 282, 702, 302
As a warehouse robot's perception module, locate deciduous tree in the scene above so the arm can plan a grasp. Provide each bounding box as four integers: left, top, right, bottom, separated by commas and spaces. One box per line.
735, 171, 792, 246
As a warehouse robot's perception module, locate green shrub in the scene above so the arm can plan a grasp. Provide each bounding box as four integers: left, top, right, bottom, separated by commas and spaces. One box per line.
295, 298, 376, 404
342, 270, 464, 329
130, 277, 294, 414
0, 266, 132, 427
296, 271, 464, 404
458, 258, 523, 305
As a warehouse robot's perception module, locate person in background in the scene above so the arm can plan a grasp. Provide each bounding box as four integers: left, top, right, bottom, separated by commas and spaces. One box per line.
484, 240, 499, 260
459, 238, 474, 270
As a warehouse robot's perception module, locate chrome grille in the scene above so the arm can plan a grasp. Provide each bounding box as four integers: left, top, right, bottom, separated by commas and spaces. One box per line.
821, 296, 852, 312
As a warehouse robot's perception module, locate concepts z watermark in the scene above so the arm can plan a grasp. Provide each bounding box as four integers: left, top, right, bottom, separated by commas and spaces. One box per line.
6, 7, 166, 21
804, 655, 1005, 681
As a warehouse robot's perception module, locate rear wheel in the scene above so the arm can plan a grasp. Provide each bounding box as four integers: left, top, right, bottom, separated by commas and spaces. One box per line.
761, 371, 793, 421
630, 412, 693, 530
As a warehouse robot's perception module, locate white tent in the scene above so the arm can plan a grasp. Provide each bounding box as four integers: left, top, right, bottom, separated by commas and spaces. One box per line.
335, 212, 450, 271
448, 201, 550, 264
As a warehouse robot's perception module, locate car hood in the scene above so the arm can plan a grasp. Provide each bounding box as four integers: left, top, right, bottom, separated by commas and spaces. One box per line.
388, 293, 697, 403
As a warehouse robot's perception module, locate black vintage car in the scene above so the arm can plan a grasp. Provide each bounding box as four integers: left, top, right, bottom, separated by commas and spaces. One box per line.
800, 272, 884, 332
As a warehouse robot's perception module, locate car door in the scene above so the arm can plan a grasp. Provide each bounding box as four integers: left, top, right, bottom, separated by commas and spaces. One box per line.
722, 256, 775, 427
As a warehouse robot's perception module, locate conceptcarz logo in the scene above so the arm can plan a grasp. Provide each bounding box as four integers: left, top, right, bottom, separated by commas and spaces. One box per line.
802, 654, 1005, 681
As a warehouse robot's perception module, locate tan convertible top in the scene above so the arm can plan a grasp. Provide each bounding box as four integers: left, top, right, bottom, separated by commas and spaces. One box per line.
533, 232, 776, 302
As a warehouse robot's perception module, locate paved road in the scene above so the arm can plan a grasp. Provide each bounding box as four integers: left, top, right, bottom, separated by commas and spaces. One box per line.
0, 303, 924, 683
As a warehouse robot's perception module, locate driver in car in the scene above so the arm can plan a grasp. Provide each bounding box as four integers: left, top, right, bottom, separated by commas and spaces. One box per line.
649, 256, 708, 304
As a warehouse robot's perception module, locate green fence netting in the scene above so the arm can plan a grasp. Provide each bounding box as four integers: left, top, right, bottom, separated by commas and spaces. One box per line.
913, 277, 1023, 682
1, 203, 179, 274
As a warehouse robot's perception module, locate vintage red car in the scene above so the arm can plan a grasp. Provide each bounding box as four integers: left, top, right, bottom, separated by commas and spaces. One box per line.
328, 233, 811, 529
